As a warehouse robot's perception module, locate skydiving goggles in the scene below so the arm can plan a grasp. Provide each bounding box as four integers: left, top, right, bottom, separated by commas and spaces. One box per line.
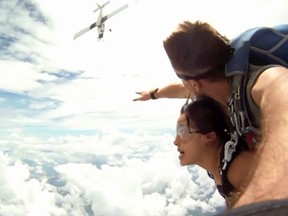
176, 115, 201, 139
176, 67, 224, 81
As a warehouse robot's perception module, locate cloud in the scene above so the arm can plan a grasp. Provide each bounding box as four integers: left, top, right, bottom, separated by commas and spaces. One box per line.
0, 131, 225, 216
0, 0, 287, 215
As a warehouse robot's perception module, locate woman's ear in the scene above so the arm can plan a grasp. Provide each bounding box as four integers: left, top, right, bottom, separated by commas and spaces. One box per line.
205, 131, 217, 144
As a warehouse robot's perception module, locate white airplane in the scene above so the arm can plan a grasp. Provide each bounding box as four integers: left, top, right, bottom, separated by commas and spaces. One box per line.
73, 1, 128, 40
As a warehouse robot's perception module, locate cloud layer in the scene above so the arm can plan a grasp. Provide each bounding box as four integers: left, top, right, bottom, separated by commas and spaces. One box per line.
0, 131, 226, 216
0, 0, 287, 215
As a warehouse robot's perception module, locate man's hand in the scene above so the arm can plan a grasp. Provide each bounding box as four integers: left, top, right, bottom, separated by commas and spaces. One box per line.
133, 83, 191, 102
133, 91, 152, 101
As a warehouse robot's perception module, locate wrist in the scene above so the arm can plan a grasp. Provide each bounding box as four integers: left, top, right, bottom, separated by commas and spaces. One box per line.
149, 88, 159, 100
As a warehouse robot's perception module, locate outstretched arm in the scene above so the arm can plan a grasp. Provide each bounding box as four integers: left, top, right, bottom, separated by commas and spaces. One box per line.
133, 82, 191, 101
234, 66, 288, 207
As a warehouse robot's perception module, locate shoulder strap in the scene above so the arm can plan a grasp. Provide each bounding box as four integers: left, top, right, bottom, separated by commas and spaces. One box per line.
220, 138, 249, 196
222, 25, 288, 171
226, 25, 288, 137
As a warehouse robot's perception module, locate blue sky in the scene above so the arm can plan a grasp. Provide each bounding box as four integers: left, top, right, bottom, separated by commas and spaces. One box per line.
0, 0, 287, 215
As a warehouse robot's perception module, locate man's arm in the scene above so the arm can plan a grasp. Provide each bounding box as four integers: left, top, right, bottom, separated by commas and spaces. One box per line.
234, 66, 288, 208
133, 82, 191, 101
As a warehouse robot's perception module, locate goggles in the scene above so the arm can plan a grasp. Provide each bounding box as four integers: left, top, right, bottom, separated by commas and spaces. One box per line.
176, 73, 199, 81
176, 67, 224, 81
176, 115, 200, 139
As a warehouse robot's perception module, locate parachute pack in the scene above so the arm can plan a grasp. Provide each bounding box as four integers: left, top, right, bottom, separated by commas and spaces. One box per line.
221, 24, 288, 170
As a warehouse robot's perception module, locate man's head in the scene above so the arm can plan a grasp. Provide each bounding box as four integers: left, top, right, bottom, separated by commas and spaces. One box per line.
163, 20, 232, 84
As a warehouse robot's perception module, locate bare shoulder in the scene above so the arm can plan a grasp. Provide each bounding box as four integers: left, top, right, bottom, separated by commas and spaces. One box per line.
251, 66, 288, 106
227, 151, 256, 191
257, 66, 288, 83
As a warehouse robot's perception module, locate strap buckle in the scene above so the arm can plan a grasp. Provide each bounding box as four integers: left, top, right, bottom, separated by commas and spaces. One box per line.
221, 132, 238, 172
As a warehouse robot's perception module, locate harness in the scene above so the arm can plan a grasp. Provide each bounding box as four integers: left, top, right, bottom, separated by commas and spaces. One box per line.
207, 138, 249, 200
221, 24, 288, 172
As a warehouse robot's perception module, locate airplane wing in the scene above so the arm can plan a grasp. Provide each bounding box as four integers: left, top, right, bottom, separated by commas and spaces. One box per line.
101, 3, 128, 23
73, 22, 97, 40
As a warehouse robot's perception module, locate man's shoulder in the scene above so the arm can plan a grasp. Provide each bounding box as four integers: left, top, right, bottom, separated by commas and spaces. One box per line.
248, 64, 281, 74
250, 65, 288, 106
252, 65, 288, 84
246, 64, 286, 86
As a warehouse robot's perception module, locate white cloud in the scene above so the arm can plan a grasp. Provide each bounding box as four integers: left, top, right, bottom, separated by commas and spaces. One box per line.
0, 0, 287, 215
0, 131, 226, 216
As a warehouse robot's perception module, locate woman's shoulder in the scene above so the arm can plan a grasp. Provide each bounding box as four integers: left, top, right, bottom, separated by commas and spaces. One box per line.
227, 150, 255, 190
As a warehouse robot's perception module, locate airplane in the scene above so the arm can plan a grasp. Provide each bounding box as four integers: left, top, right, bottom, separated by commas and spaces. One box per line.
73, 1, 128, 40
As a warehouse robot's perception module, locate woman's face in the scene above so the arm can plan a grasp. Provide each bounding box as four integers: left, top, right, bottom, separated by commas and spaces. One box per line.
174, 113, 205, 166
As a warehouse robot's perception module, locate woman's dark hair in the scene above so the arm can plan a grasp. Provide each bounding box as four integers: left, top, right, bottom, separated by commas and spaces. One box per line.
181, 95, 231, 144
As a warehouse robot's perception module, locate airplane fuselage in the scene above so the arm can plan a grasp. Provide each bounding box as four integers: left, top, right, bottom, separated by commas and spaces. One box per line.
73, 1, 127, 41
96, 7, 105, 39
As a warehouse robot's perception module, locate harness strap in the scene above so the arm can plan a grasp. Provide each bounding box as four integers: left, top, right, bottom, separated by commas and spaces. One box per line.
220, 138, 249, 198
221, 132, 238, 172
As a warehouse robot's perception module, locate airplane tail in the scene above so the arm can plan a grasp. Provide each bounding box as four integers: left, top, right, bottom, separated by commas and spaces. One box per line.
94, 1, 110, 13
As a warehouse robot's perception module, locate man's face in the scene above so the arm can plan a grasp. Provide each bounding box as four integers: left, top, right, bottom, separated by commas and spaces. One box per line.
182, 80, 199, 95
174, 69, 201, 95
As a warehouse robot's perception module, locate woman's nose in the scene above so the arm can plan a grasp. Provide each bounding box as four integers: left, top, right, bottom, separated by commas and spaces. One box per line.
174, 135, 180, 146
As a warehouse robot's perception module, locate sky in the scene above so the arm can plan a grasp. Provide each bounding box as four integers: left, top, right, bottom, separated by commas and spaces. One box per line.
0, 0, 287, 215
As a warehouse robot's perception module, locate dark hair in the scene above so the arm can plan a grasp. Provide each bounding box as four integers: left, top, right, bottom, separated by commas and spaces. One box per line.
181, 95, 231, 144
163, 21, 232, 81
